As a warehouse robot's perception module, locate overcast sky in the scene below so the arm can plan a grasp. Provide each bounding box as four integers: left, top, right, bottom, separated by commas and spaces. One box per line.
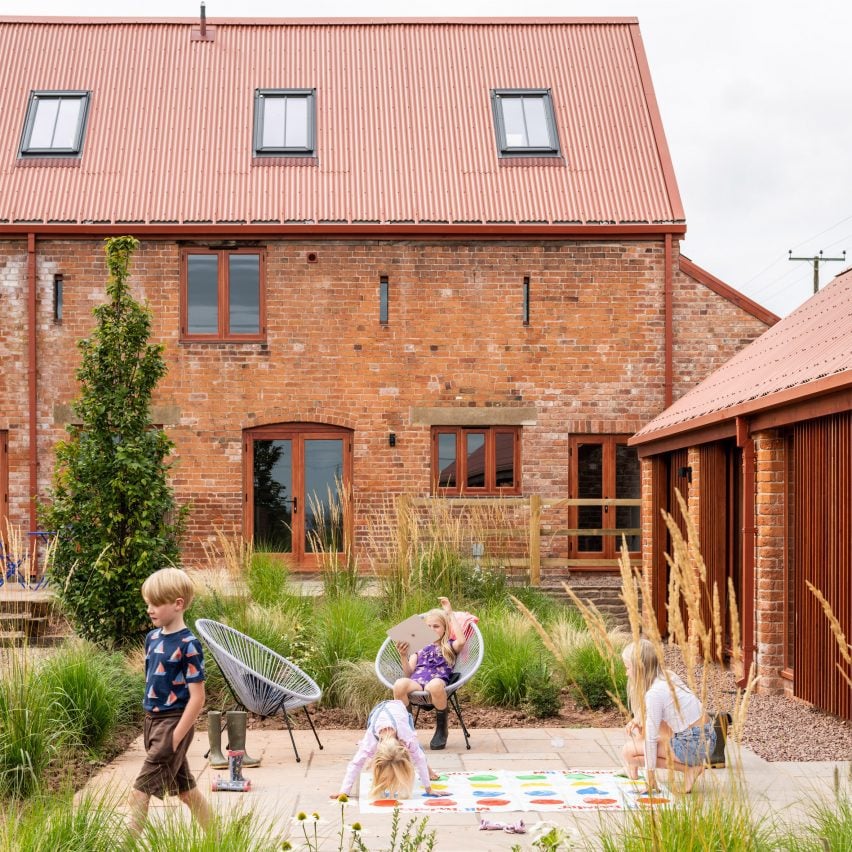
8, 0, 851, 317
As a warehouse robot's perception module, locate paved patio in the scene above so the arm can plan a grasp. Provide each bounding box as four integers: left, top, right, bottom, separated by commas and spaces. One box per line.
85, 724, 848, 849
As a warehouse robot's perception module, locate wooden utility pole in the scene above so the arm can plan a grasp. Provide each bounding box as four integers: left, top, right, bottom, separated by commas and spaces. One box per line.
788, 249, 846, 294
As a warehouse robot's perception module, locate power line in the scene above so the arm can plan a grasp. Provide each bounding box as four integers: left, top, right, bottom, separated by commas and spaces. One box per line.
788, 249, 847, 294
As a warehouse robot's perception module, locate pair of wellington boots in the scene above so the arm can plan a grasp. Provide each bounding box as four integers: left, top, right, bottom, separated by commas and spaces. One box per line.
208, 710, 261, 768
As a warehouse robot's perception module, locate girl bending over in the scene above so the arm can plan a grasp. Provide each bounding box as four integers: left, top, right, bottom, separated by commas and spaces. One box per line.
333, 699, 438, 800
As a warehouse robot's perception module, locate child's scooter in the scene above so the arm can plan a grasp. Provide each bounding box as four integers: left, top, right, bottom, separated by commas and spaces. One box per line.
212, 749, 251, 792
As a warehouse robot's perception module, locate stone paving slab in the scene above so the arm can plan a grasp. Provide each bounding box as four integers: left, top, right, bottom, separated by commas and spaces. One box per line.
84, 726, 849, 850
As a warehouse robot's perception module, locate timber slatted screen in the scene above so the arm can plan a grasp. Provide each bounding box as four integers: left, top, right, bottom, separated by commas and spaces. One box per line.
699, 444, 727, 660
653, 450, 690, 635
649, 456, 668, 632
792, 413, 852, 720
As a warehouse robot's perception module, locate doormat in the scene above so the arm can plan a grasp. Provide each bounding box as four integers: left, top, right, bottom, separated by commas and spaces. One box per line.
359, 769, 672, 813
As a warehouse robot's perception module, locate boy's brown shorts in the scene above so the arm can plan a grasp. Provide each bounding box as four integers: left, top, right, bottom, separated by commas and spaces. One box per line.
133, 712, 197, 798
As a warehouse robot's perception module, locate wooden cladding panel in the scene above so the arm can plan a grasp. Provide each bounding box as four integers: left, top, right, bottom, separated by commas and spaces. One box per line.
792, 413, 852, 720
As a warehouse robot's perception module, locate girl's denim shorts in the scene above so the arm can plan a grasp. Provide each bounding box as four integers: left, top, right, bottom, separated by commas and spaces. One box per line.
670, 722, 716, 766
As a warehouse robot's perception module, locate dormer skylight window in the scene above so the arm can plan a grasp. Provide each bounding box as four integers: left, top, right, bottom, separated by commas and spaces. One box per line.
491, 89, 560, 157
19, 91, 91, 157
253, 89, 316, 157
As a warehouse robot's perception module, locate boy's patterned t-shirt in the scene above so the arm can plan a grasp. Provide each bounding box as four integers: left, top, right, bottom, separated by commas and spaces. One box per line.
143, 627, 205, 713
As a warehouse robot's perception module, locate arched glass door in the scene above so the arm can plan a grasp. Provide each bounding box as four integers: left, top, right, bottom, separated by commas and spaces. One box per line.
244, 424, 352, 568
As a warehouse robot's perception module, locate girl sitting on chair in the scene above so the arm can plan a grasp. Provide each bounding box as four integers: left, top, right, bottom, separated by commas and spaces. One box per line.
333, 699, 439, 800
392, 596, 466, 750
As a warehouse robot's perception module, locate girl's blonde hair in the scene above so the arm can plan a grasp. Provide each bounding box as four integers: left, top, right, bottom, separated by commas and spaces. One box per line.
370, 737, 415, 800
424, 609, 457, 668
622, 638, 662, 718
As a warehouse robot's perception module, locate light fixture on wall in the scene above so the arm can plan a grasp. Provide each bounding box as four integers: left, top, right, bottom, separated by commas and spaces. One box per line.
677, 465, 692, 482
388, 433, 396, 447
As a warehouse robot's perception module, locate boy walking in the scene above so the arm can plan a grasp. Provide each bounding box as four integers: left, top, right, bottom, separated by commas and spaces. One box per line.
128, 567, 212, 835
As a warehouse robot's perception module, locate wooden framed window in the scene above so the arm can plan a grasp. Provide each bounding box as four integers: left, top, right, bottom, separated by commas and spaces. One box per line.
180, 248, 266, 342
569, 435, 640, 568
431, 427, 520, 495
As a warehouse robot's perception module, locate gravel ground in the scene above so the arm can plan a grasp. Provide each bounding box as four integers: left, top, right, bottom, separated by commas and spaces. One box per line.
664, 647, 852, 762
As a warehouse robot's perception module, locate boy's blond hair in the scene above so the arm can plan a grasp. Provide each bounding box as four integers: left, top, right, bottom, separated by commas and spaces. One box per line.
369, 738, 415, 800
141, 567, 196, 608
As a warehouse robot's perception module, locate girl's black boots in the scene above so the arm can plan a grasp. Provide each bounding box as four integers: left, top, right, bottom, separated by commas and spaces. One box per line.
430, 709, 449, 750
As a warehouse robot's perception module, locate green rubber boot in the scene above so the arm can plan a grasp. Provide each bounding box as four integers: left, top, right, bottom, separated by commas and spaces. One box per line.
226, 710, 262, 767
207, 710, 228, 768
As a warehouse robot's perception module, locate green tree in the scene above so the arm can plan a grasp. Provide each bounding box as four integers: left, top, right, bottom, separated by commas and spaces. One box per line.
41, 236, 185, 647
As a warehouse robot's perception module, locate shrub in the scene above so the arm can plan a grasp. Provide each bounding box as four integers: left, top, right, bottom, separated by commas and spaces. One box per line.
333, 661, 392, 723
563, 640, 627, 710
509, 587, 569, 624
40, 642, 142, 755
783, 781, 852, 851
472, 611, 542, 707
0, 791, 126, 852
41, 236, 185, 648
521, 663, 563, 719
309, 596, 383, 705
247, 551, 291, 607
0, 657, 55, 798
596, 793, 777, 851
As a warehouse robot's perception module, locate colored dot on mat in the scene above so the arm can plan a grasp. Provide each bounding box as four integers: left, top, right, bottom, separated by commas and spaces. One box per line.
638, 796, 670, 806
472, 791, 504, 797
516, 774, 547, 781
431, 783, 448, 790
425, 799, 456, 807
529, 799, 564, 805
477, 799, 510, 806
524, 789, 556, 796
372, 799, 398, 807
471, 783, 501, 789
565, 773, 595, 780
576, 787, 608, 795
469, 774, 498, 781
583, 797, 617, 805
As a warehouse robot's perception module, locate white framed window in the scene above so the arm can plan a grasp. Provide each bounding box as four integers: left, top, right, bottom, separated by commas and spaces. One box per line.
491, 89, 559, 157
253, 89, 316, 156
19, 91, 91, 157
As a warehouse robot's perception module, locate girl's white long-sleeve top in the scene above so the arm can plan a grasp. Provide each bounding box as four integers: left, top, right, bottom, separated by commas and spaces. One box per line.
340, 700, 431, 795
642, 673, 704, 773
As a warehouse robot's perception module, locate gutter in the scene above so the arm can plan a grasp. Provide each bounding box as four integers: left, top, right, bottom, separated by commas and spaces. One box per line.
736, 415, 755, 688
0, 223, 687, 239
27, 233, 37, 533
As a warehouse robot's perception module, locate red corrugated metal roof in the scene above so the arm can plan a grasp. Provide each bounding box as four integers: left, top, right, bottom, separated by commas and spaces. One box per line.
632, 269, 852, 444
0, 18, 683, 229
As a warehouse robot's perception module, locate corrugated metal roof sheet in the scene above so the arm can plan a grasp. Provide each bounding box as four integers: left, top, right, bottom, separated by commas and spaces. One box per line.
0, 18, 683, 228
632, 269, 852, 443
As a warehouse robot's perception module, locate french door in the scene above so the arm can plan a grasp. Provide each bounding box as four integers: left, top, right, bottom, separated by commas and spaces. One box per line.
569, 435, 641, 568
244, 424, 352, 568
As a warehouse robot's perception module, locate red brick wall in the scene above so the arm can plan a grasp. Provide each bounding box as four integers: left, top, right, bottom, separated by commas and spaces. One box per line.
2, 236, 771, 567
672, 249, 770, 401
753, 430, 790, 695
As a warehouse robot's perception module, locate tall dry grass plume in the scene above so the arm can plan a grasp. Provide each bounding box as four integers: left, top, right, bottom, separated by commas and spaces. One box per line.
198, 528, 253, 602
368, 494, 526, 605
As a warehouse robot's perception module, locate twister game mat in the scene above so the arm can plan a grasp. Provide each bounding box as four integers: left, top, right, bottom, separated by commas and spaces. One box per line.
359, 770, 672, 813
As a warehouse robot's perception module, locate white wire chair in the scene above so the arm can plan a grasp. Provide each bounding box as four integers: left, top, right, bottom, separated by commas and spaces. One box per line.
195, 619, 323, 762
374, 622, 484, 750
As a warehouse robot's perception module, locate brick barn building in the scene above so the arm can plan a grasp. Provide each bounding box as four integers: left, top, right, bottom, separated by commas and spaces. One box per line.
0, 16, 775, 582
631, 271, 852, 720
